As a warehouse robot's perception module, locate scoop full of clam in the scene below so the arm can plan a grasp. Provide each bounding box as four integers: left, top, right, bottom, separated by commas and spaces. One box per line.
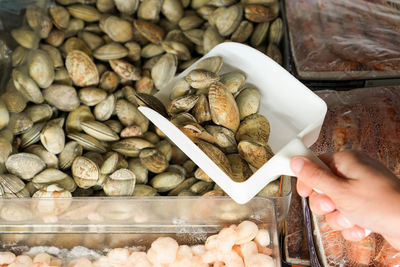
0, 0, 290, 213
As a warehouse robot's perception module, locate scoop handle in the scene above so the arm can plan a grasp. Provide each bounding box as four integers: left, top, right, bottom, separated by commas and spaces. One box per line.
279, 138, 371, 236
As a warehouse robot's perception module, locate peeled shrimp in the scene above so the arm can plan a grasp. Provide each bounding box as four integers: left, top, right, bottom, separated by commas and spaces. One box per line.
235, 221, 258, 245
8, 255, 33, 267
0, 252, 16, 265
191, 245, 206, 256
127, 252, 152, 267
245, 253, 274, 267
50, 258, 62, 267
147, 237, 179, 264
254, 229, 270, 247
33, 253, 51, 265
221, 250, 244, 267
68, 258, 93, 267
218, 227, 237, 253
240, 241, 258, 261
107, 248, 130, 266
92, 256, 110, 267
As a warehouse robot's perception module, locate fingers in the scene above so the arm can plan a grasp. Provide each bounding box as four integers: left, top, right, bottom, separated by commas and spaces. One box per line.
290, 156, 346, 196
341, 225, 369, 241
308, 192, 336, 215
325, 210, 354, 230
296, 179, 313, 197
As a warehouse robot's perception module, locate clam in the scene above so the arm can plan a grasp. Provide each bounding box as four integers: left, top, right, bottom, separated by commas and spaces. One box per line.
67, 4, 101, 22
244, 4, 278, 23
97, 0, 115, 12
116, 99, 149, 132
192, 94, 211, 123
185, 69, 219, 89
104, 16, 134, 43
32, 185, 72, 215
125, 42, 141, 61
238, 140, 274, 168
11, 28, 39, 49
78, 87, 107, 106
59, 141, 83, 170
12, 46, 28, 67
183, 29, 204, 46
20, 122, 46, 148
49, 5, 70, 29
141, 44, 164, 58
28, 49, 54, 89
162, 0, 184, 22
45, 29, 66, 47
93, 42, 129, 61
61, 37, 92, 56
180, 122, 215, 143
12, 69, 44, 104
250, 21, 269, 47
43, 84, 80, 112
205, 125, 237, 153
269, 17, 283, 45
194, 56, 223, 74
214, 4, 243, 36
133, 184, 157, 196
80, 121, 120, 141
40, 121, 65, 155
65, 18, 85, 38
39, 44, 63, 68
196, 140, 232, 177
111, 138, 154, 157
208, 82, 240, 132
109, 59, 141, 81
114, 0, 139, 14
32, 168, 76, 192
168, 94, 199, 115
128, 158, 149, 184
257, 179, 280, 197
94, 94, 116, 121
170, 78, 191, 100
0, 174, 26, 197
72, 156, 99, 189
194, 168, 213, 182
138, 0, 163, 22
151, 53, 178, 90
178, 15, 204, 31
67, 133, 107, 153
104, 120, 123, 134
150, 172, 184, 192
84, 151, 104, 167
167, 177, 197, 196
0, 100, 9, 130
190, 180, 214, 194
136, 72, 155, 94
24, 145, 59, 169
66, 50, 99, 87
54, 67, 73, 85
78, 31, 104, 50
236, 113, 270, 146
103, 169, 136, 196
10, 112, 33, 135
227, 154, 252, 182
161, 41, 191, 61
143, 131, 161, 144
235, 87, 261, 120
5, 153, 45, 181
266, 43, 282, 65
99, 71, 120, 92
100, 152, 119, 175
170, 112, 197, 127
66, 105, 95, 133
155, 140, 173, 161
197, 6, 216, 20
134, 20, 165, 44
139, 148, 169, 173
220, 70, 247, 94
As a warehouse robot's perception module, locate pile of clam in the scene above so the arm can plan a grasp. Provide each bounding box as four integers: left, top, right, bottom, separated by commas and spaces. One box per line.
0, 0, 282, 201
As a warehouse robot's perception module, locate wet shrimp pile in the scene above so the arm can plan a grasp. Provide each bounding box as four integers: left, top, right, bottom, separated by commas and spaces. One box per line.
0, 220, 276, 267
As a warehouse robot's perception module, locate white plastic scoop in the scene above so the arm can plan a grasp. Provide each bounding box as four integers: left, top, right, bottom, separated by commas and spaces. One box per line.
138, 42, 327, 204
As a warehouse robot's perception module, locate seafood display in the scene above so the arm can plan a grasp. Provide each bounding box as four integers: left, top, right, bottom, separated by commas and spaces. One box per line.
0, 0, 286, 202
285, 0, 400, 80
308, 87, 400, 266
0, 221, 277, 267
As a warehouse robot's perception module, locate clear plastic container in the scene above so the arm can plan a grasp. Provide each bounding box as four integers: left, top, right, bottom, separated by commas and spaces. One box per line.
0, 197, 281, 265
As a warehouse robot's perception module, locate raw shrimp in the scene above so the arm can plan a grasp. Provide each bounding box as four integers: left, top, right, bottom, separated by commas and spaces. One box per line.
218, 227, 237, 252
221, 250, 244, 267
147, 237, 179, 264
240, 241, 258, 261
254, 229, 270, 247
176, 245, 193, 260
127, 251, 152, 267
68, 258, 93, 267
33, 253, 51, 265
92, 256, 110, 267
107, 248, 130, 266
205, 235, 220, 251
0, 252, 16, 264
191, 255, 209, 267
235, 221, 258, 245
191, 245, 206, 256
375, 240, 400, 266
346, 235, 375, 266
8, 255, 33, 267
244, 253, 274, 267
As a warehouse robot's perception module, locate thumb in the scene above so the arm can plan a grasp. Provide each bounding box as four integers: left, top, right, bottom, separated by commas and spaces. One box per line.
290, 156, 345, 196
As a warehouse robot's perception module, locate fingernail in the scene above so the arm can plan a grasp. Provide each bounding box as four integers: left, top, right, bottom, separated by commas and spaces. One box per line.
352, 229, 366, 240
291, 158, 304, 174
338, 216, 353, 228
320, 202, 335, 213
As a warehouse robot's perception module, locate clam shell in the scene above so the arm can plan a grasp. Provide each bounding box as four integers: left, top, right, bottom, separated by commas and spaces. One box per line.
11, 28, 39, 49
12, 46, 28, 67
205, 125, 237, 153
220, 70, 247, 94
67, 4, 101, 22
139, 148, 169, 173
232, 20, 253, 43
183, 29, 204, 46
128, 158, 148, 184
103, 177, 136, 196
215, 4, 243, 36
94, 94, 116, 121
185, 69, 219, 89
194, 168, 213, 182
208, 0, 236, 6
32, 169, 76, 192
141, 44, 164, 58
96, 0, 115, 12
67, 133, 107, 153
162, 0, 184, 22
111, 138, 154, 157
66, 50, 99, 87
78, 87, 107, 106
0, 100, 9, 130
49, 5, 70, 29
168, 94, 200, 115
257, 179, 280, 197
80, 121, 120, 141
250, 21, 269, 47
72, 156, 99, 189
66, 105, 95, 133
150, 172, 184, 192
192, 94, 211, 123
170, 112, 197, 127
54, 67, 73, 85
10, 112, 33, 135
24, 144, 59, 169
104, 16, 134, 43
151, 53, 178, 90
28, 49, 54, 89
109, 59, 141, 81
25, 104, 53, 124
100, 152, 119, 175
135, 93, 168, 118
43, 84, 80, 112
178, 15, 204, 31
84, 151, 104, 167
238, 141, 274, 169
167, 177, 197, 196
266, 43, 282, 65
203, 27, 224, 54
104, 120, 123, 134
143, 131, 161, 144
197, 140, 232, 177
134, 20, 165, 44
20, 122, 46, 148
190, 181, 214, 194
78, 31, 104, 50
133, 184, 157, 196
45, 29, 66, 47
59, 141, 83, 170
0, 174, 25, 197
194, 56, 223, 74
170, 78, 191, 100
161, 41, 191, 61
208, 82, 240, 132
138, 0, 163, 22
155, 140, 173, 161
39, 44, 63, 68
197, 6, 216, 20
12, 69, 44, 104
65, 18, 85, 38
227, 154, 252, 182
269, 17, 283, 45
116, 99, 149, 132
114, 0, 139, 14
1, 89, 27, 113
94, 42, 129, 61
99, 71, 120, 92
6, 153, 45, 181
180, 122, 215, 143
244, 4, 278, 23
235, 87, 261, 120
61, 37, 92, 56
40, 122, 65, 155
125, 42, 141, 61
236, 113, 270, 146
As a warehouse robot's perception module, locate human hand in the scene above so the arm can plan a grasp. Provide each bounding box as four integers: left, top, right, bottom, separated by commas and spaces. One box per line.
290, 151, 400, 250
